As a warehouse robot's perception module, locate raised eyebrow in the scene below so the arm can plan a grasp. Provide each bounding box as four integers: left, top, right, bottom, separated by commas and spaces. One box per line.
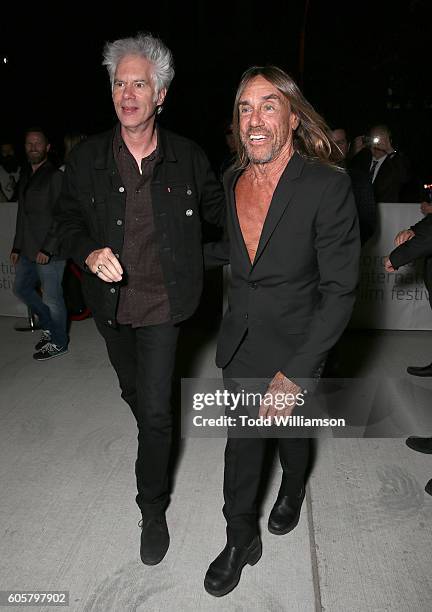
239, 94, 281, 105
262, 94, 281, 102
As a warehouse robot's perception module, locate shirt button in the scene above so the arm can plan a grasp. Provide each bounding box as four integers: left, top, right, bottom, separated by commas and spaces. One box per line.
110, 287, 116, 294
245, 314, 248, 319
119, 186, 125, 193
107, 319, 113, 325
249, 282, 258, 289
186, 189, 192, 196
185, 209, 193, 217
116, 219, 123, 226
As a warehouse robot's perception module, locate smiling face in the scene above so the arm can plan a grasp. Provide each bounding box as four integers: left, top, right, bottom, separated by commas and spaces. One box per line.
112, 54, 166, 132
238, 75, 298, 165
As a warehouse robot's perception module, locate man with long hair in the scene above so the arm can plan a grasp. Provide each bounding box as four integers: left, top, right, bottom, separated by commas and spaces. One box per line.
204, 66, 360, 596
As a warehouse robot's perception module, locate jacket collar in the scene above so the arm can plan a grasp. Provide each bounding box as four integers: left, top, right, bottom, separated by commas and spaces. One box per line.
94, 124, 176, 170
225, 151, 305, 268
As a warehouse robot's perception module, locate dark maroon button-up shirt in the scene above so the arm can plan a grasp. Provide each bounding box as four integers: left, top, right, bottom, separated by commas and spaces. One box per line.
113, 126, 171, 327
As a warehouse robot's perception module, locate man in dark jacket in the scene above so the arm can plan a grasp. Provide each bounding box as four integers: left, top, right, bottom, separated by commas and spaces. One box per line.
55, 33, 225, 566
203, 66, 359, 597
331, 127, 376, 245
10, 128, 67, 360
386, 214, 432, 494
350, 124, 410, 203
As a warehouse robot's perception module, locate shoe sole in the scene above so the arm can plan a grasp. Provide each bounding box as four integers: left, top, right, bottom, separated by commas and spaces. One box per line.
204, 539, 262, 597
407, 370, 432, 377
140, 543, 169, 566
268, 495, 305, 536
405, 441, 432, 454
33, 349, 69, 361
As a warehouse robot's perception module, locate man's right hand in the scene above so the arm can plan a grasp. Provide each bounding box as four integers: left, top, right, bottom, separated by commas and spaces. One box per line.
85, 247, 123, 283
10, 252, 19, 265
394, 229, 415, 246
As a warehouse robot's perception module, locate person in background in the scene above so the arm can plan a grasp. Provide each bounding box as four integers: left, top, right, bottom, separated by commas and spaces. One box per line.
0, 141, 21, 201
385, 213, 432, 494
59, 133, 87, 171
350, 124, 411, 203
332, 127, 376, 245
10, 128, 68, 360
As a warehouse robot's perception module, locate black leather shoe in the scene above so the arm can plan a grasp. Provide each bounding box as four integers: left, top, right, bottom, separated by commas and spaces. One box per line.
405, 437, 432, 454
407, 363, 432, 377
139, 514, 169, 565
204, 536, 262, 597
425, 479, 432, 496
268, 486, 305, 535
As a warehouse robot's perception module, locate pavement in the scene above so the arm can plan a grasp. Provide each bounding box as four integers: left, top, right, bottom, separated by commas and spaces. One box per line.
0, 316, 431, 611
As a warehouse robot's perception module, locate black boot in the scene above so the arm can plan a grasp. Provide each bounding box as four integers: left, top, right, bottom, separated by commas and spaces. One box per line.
407, 363, 432, 377
139, 514, 169, 565
204, 536, 262, 597
405, 437, 432, 454
268, 485, 305, 535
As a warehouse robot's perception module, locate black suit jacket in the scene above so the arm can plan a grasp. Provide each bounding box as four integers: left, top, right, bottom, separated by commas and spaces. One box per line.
207, 152, 360, 382
350, 148, 410, 203
389, 214, 432, 308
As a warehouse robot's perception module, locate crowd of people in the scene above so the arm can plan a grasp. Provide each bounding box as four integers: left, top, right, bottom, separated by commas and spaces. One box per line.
1, 31, 432, 598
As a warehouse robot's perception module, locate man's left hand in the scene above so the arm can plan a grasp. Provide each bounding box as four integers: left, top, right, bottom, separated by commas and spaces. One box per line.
36, 251, 50, 264
258, 371, 301, 419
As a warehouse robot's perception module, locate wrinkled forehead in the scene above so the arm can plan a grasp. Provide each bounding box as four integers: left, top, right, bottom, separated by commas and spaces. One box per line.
239, 75, 288, 106
25, 132, 48, 145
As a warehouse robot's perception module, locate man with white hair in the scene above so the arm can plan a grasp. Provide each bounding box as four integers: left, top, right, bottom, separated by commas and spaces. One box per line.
56, 33, 224, 565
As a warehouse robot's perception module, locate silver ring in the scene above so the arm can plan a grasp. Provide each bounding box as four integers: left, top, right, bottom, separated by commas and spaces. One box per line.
97, 264, 103, 271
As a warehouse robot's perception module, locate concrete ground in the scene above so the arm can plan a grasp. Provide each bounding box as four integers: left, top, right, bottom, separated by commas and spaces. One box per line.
0, 315, 432, 612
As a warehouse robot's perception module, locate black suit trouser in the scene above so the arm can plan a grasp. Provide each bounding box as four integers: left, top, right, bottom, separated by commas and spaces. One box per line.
222, 330, 310, 545
95, 319, 179, 517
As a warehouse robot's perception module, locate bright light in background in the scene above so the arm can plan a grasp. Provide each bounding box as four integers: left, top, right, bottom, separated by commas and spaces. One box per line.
3, 57, 8, 64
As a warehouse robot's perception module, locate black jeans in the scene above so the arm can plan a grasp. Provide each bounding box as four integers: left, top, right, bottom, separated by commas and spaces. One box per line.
222, 331, 310, 545
95, 319, 179, 517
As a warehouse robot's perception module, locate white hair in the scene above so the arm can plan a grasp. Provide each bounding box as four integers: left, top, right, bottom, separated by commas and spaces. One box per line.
102, 32, 175, 95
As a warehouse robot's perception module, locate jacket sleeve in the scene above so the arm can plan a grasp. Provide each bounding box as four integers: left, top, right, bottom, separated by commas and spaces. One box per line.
54, 148, 103, 269
389, 214, 432, 268
281, 172, 361, 383
194, 145, 226, 229
41, 170, 64, 255
11, 196, 25, 253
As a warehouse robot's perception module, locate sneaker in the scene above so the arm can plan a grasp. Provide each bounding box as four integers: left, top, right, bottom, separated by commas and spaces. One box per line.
34, 330, 51, 351
33, 342, 69, 361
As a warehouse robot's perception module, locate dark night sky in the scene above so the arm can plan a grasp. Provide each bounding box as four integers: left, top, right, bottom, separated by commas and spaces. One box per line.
1, 0, 431, 180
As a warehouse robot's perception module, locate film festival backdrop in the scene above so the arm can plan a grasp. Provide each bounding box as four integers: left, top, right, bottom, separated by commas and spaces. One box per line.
0, 202, 430, 328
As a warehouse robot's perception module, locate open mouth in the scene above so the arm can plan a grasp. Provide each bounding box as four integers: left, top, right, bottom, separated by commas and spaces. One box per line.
248, 134, 268, 143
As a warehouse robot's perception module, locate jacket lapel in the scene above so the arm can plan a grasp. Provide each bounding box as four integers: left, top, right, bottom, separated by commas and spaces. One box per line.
224, 167, 252, 269
252, 152, 304, 266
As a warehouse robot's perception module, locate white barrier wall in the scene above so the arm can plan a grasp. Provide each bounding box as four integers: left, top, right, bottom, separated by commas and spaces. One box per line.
1, 201, 431, 327
350, 203, 432, 330
0, 202, 27, 317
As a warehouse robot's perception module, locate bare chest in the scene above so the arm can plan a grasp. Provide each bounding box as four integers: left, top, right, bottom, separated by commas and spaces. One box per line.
235, 178, 274, 263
